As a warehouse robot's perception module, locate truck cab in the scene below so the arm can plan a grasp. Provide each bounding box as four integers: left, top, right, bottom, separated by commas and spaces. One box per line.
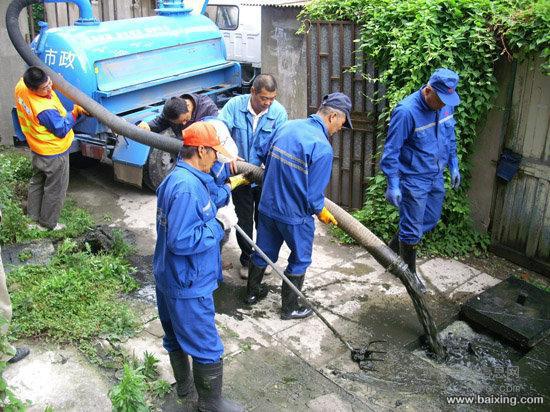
205, 0, 261, 82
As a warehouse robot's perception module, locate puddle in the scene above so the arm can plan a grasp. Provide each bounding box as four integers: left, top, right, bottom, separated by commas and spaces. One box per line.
337, 262, 376, 276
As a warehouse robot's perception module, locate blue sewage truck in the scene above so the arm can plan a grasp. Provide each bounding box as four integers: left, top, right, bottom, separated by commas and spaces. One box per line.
11, 0, 242, 189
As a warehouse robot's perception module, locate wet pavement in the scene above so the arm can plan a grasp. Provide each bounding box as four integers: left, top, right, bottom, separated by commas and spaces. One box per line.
4, 163, 549, 411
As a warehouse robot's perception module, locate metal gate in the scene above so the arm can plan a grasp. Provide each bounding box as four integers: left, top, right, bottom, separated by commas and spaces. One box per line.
306, 21, 383, 210
490, 59, 550, 275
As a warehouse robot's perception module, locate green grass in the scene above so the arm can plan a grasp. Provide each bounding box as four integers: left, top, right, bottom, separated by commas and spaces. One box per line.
0, 149, 93, 246
8, 239, 140, 344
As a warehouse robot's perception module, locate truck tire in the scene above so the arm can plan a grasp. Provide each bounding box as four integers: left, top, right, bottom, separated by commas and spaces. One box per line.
143, 147, 177, 191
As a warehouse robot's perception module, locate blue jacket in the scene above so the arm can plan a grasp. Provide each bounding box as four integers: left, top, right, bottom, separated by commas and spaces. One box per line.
380, 87, 459, 185
153, 161, 224, 298
258, 115, 333, 225
218, 94, 287, 166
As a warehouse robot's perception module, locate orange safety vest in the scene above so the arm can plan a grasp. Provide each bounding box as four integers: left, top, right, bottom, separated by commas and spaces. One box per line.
14, 78, 74, 156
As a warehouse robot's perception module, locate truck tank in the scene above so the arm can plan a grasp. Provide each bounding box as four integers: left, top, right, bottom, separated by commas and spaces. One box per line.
14, 0, 241, 189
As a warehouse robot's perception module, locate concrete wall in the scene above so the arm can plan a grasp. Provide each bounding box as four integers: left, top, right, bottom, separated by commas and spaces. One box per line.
468, 59, 515, 232
0, 3, 29, 146
261, 7, 307, 120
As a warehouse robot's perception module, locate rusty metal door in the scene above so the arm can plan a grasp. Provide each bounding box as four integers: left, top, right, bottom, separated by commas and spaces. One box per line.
490, 58, 550, 275
306, 21, 382, 210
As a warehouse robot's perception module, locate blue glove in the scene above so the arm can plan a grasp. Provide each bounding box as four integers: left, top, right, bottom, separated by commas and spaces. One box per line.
385, 177, 402, 207
451, 168, 461, 190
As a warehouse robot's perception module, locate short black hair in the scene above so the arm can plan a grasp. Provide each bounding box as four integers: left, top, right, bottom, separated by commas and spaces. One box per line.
178, 145, 199, 159
252, 74, 277, 93
23, 66, 48, 90
162, 97, 189, 121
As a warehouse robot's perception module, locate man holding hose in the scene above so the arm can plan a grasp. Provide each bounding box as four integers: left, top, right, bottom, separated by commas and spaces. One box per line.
244, 93, 352, 320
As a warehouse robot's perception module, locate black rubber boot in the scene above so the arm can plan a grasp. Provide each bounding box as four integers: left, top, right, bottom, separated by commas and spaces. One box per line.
244, 263, 268, 305
193, 360, 244, 412
168, 350, 196, 398
388, 232, 399, 254
400, 242, 427, 294
280, 275, 313, 320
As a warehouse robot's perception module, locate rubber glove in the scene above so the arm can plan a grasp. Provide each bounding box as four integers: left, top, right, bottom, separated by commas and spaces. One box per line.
450, 168, 461, 190
72, 104, 89, 117
317, 207, 337, 225
227, 174, 250, 190
216, 207, 238, 231
137, 121, 151, 131
385, 177, 402, 207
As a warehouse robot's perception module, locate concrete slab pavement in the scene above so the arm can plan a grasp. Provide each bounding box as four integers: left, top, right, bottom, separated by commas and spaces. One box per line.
5, 164, 547, 410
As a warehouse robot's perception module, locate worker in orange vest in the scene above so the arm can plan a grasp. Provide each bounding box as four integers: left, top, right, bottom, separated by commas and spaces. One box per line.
15, 66, 89, 231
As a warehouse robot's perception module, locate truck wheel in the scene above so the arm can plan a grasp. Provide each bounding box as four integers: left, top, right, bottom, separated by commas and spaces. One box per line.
143, 148, 177, 191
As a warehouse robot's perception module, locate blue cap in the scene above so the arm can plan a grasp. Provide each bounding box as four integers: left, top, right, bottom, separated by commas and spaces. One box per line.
321, 92, 353, 129
428, 68, 460, 106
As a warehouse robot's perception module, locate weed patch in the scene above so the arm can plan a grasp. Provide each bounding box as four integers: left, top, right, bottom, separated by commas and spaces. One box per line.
110, 352, 172, 411
8, 239, 140, 344
0, 150, 93, 245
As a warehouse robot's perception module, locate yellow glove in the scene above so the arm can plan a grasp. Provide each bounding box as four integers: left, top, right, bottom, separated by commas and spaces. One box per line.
227, 174, 250, 190
137, 121, 151, 131
72, 105, 89, 117
317, 207, 337, 225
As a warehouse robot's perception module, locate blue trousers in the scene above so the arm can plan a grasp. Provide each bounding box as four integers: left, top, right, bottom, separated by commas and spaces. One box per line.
251, 213, 315, 275
399, 174, 445, 245
156, 287, 223, 364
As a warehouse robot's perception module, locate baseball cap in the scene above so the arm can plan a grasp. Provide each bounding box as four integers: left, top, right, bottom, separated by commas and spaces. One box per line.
182, 122, 234, 161
321, 92, 353, 129
428, 68, 460, 106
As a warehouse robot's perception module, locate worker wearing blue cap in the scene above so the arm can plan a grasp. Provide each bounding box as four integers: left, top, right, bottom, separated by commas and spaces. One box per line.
380, 68, 461, 292
244, 92, 352, 320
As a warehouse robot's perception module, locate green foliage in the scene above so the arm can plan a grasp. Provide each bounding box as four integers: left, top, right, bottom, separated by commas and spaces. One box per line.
301, 0, 548, 256
148, 380, 171, 399
0, 318, 30, 411
8, 239, 139, 343
109, 364, 149, 412
17, 249, 33, 262
111, 229, 135, 259
110, 354, 172, 410
0, 150, 93, 245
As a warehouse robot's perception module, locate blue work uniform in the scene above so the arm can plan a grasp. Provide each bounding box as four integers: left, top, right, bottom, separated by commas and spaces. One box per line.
218, 94, 288, 266
153, 160, 225, 364
251, 114, 333, 275
380, 87, 459, 245
218, 94, 287, 166
208, 161, 231, 209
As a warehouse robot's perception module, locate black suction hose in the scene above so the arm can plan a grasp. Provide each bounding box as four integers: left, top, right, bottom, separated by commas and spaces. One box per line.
6, 0, 181, 156
7, 0, 445, 359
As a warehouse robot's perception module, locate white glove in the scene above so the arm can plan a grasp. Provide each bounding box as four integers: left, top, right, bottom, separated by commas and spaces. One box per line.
216, 200, 238, 231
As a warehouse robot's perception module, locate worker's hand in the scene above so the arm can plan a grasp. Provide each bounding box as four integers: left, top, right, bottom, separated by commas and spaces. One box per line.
317, 207, 337, 225
227, 174, 250, 191
385, 187, 402, 207
229, 157, 244, 175
216, 207, 238, 231
72, 105, 89, 117
385, 177, 402, 207
137, 121, 151, 131
450, 168, 461, 190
